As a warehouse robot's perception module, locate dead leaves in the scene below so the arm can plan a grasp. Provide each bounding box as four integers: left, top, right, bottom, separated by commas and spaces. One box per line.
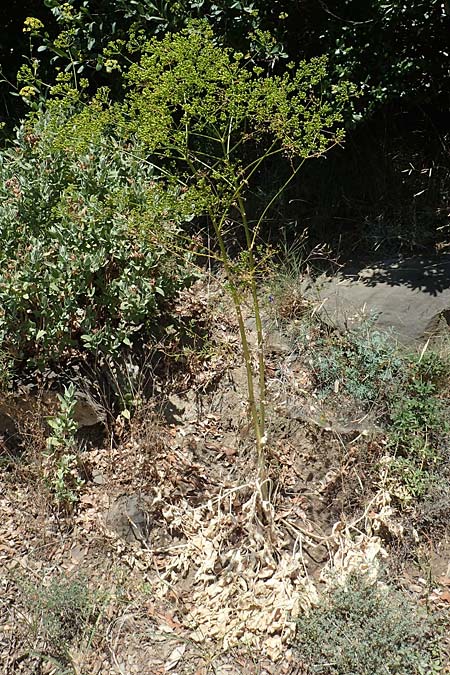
136, 486, 320, 661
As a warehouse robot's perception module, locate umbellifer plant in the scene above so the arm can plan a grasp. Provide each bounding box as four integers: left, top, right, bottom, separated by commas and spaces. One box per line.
121, 22, 353, 500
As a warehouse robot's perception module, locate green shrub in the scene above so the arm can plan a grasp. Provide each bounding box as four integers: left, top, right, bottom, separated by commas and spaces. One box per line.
294, 574, 444, 675
387, 353, 450, 501
19, 572, 100, 669
0, 102, 197, 373
305, 321, 403, 404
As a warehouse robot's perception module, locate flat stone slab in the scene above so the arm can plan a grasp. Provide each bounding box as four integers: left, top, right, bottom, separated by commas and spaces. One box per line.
306, 254, 450, 343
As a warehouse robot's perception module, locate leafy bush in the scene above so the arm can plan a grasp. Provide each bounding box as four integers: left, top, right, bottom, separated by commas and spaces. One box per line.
0, 101, 196, 373
294, 574, 444, 675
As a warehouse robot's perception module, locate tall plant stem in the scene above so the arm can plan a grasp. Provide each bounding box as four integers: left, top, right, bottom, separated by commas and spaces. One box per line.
183, 141, 268, 496
236, 193, 266, 437
209, 209, 269, 499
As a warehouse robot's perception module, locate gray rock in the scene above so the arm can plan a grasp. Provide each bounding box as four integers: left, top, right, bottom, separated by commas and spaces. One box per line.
74, 395, 106, 427
105, 494, 152, 544
306, 254, 450, 343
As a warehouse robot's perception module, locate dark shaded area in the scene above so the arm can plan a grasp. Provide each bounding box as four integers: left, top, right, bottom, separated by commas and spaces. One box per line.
276, 111, 450, 259
0, 411, 24, 460
0, 1, 55, 124
346, 254, 450, 297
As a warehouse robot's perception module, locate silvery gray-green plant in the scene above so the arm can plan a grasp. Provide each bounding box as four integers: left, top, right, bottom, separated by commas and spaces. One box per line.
46, 384, 83, 510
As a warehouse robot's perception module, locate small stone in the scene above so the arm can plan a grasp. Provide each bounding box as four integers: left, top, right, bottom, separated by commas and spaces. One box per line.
92, 471, 106, 485
409, 584, 423, 594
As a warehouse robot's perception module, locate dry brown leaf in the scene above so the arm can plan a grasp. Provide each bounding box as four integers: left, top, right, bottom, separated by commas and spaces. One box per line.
157, 611, 184, 631
70, 545, 87, 562
165, 643, 186, 671
440, 590, 450, 603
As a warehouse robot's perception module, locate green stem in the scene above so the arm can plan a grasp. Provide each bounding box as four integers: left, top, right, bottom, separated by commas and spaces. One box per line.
218, 134, 269, 497
210, 212, 267, 486
236, 191, 266, 437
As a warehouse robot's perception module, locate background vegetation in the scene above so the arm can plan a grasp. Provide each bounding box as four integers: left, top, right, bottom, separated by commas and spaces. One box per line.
2, 1, 449, 256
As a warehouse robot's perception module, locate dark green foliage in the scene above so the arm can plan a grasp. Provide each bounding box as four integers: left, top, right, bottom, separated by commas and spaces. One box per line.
308, 1, 450, 119
9, 0, 447, 120
41, 0, 291, 70
295, 574, 444, 674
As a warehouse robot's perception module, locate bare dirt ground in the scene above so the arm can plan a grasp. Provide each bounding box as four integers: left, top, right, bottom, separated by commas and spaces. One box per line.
1, 284, 450, 674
